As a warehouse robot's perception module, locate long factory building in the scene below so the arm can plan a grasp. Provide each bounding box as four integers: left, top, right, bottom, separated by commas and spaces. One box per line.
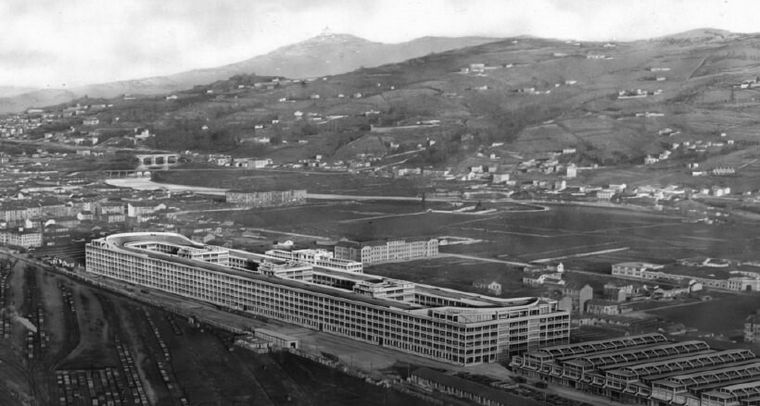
85, 232, 570, 366
510, 333, 760, 406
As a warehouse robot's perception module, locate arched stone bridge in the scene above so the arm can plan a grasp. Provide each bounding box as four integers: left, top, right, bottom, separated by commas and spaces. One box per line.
135, 153, 179, 170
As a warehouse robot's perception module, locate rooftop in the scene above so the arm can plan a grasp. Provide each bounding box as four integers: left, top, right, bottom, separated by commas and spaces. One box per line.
91, 232, 550, 320
526, 333, 667, 360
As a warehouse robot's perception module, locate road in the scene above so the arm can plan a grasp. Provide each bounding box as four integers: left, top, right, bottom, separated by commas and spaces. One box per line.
245, 228, 332, 241
441, 253, 530, 267
306, 193, 448, 202
105, 178, 227, 195
105, 178, 457, 202
531, 247, 630, 263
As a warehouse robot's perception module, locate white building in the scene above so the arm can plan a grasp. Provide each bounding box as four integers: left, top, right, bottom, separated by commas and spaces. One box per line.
566, 164, 577, 179
334, 238, 439, 265
85, 232, 570, 365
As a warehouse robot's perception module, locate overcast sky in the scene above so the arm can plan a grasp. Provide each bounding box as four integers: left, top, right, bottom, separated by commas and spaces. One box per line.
2, 0, 759, 88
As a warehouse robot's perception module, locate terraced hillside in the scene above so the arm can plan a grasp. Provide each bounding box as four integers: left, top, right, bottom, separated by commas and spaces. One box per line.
37, 29, 760, 190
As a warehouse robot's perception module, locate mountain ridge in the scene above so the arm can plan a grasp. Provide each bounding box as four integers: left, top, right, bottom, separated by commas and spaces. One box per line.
0, 34, 499, 114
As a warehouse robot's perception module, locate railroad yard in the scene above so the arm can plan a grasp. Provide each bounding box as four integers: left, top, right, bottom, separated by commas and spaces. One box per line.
0, 255, 434, 406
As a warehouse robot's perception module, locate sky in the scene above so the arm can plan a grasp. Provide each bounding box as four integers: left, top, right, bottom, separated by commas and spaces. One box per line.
2, 0, 759, 88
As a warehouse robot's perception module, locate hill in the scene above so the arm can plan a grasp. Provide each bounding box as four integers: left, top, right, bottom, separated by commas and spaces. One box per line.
27, 29, 760, 191
0, 33, 497, 114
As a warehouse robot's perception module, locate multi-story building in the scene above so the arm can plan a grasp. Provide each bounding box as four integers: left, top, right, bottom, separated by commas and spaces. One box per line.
611, 262, 666, 278
559, 283, 593, 314
103, 214, 126, 224
97, 201, 126, 216
334, 238, 439, 265
43, 224, 71, 246
584, 299, 626, 316
85, 232, 570, 366
603, 282, 635, 302
0, 202, 31, 223
127, 202, 167, 218
0, 227, 43, 248
265, 248, 363, 273
225, 190, 306, 208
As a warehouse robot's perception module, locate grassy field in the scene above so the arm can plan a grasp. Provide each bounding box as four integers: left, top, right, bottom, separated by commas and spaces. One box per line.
198, 199, 760, 265
647, 294, 760, 338
155, 168, 422, 196
199, 200, 471, 242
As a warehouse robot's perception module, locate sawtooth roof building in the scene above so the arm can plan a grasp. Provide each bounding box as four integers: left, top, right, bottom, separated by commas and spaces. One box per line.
511, 333, 760, 405
85, 232, 570, 366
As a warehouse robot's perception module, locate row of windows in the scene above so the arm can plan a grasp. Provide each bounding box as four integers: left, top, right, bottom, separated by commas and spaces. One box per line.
86, 246, 569, 365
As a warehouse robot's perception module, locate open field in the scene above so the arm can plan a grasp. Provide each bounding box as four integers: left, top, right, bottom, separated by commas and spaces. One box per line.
647, 293, 760, 338
208, 200, 760, 264
154, 168, 422, 196
196, 200, 509, 243
151, 167, 760, 266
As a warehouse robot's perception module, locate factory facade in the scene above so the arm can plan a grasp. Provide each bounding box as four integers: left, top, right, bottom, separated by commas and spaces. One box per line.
511, 333, 760, 406
85, 232, 570, 366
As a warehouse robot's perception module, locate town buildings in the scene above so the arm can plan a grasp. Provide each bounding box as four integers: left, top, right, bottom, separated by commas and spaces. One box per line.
584, 299, 630, 316
745, 311, 760, 343
558, 283, 593, 314
225, 189, 307, 208
611, 262, 666, 278
611, 261, 760, 292
85, 232, 570, 366
334, 238, 439, 265
232, 158, 272, 169
603, 282, 635, 302
127, 202, 167, 223
0, 227, 43, 248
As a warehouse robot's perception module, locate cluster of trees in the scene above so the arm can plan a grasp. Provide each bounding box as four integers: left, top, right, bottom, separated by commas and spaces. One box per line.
227, 74, 277, 88
409, 132, 465, 166
150, 119, 240, 151
27, 118, 79, 138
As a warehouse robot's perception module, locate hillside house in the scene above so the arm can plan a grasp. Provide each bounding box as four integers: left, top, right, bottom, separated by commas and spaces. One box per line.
492, 173, 510, 184
469, 63, 486, 74
233, 158, 272, 169
566, 164, 577, 178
